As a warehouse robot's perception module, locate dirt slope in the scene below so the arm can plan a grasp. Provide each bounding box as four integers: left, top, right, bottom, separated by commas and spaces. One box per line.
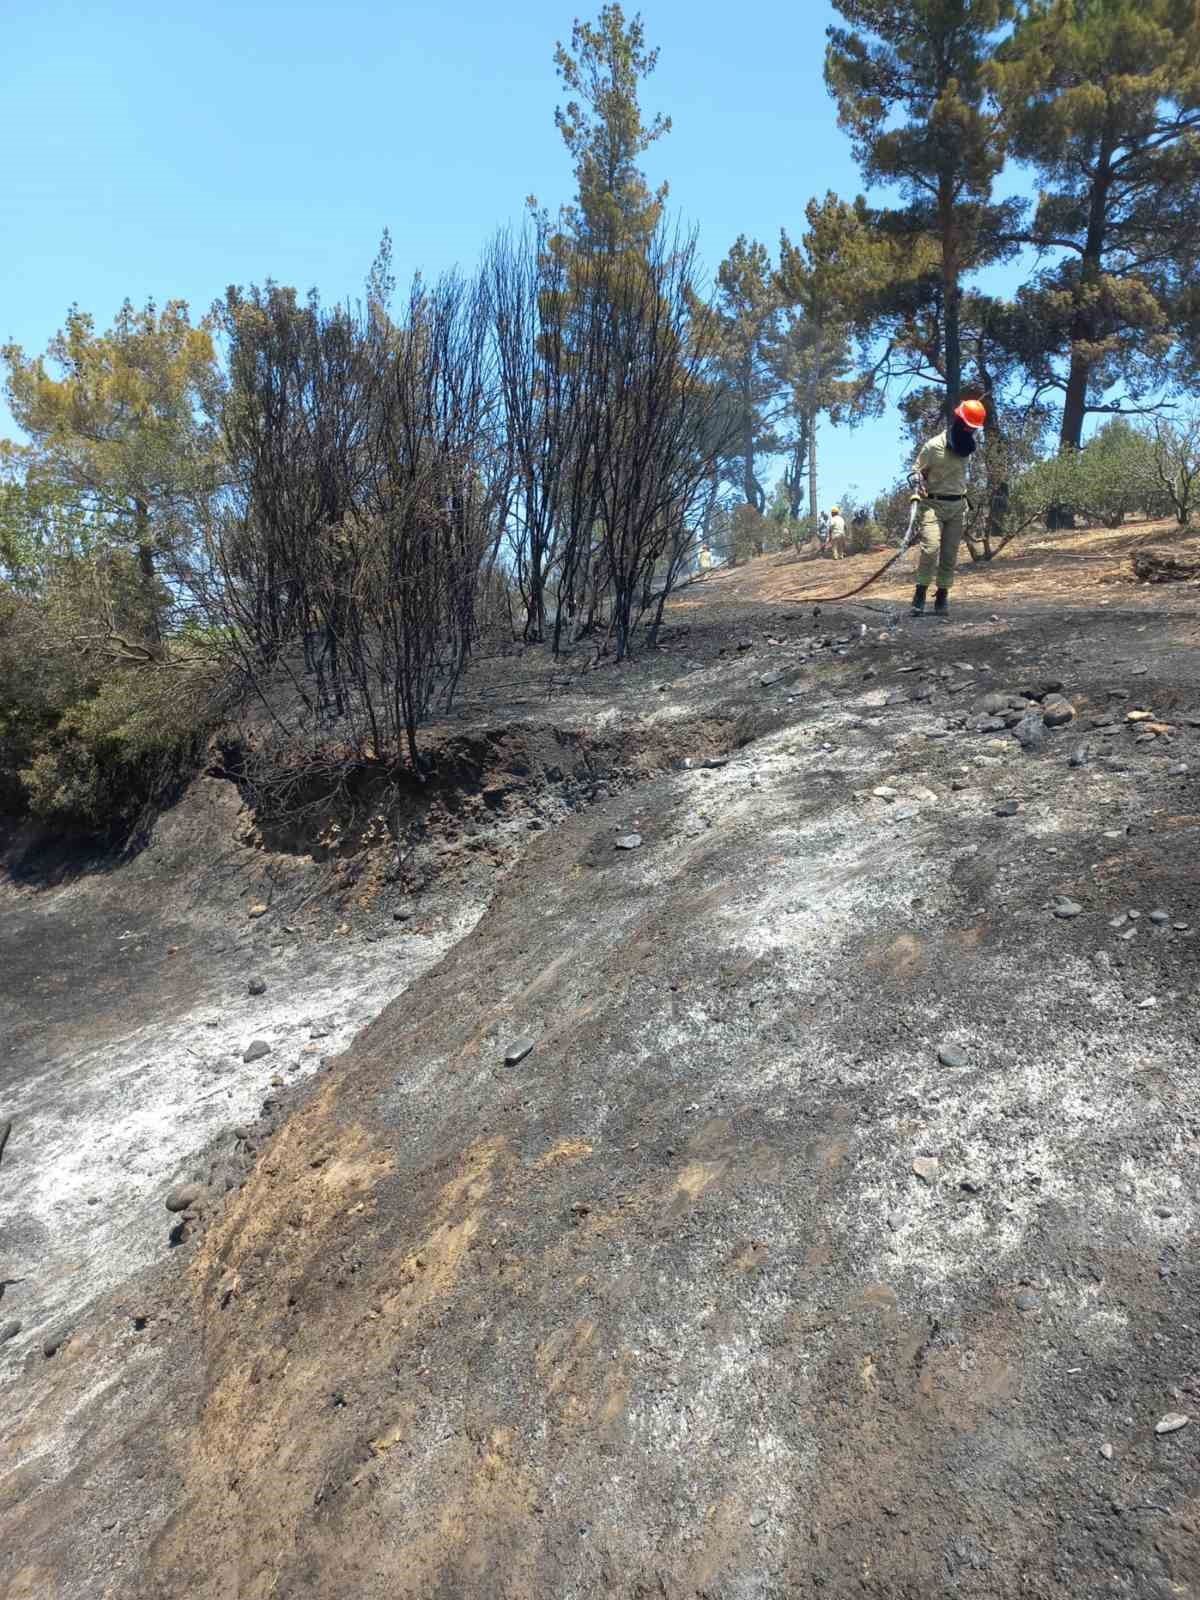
3, 543, 1200, 1598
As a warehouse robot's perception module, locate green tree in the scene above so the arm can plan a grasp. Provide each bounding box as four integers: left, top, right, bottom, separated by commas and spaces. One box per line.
548, 4, 671, 254
989, 0, 1200, 450
2, 299, 222, 643
775, 193, 884, 539
709, 236, 782, 513
0, 443, 97, 593
825, 0, 1018, 420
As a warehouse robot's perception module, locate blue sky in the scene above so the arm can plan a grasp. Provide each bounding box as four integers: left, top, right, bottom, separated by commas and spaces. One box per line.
1, 0, 1033, 505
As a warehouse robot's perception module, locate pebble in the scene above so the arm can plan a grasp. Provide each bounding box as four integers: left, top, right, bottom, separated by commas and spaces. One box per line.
1155, 1413, 1190, 1435
909, 685, 934, 703
951, 778, 969, 792
248, 903, 268, 918
1127, 909, 1141, 920
1069, 746, 1090, 768
1014, 1290, 1041, 1312
43, 1329, 71, 1358
1043, 701, 1076, 727
1149, 909, 1170, 925
912, 1157, 940, 1185
749, 1508, 769, 1530
247, 977, 266, 996
937, 1044, 968, 1069
504, 1037, 534, 1066
243, 1040, 272, 1063
614, 834, 643, 851
1110, 913, 1128, 929
1014, 714, 1047, 750
1053, 899, 1083, 919
980, 692, 1009, 714
0, 1320, 21, 1343
1169, 763, 1188, 776
994, 799, 1020, 817
1100, 1443, 1114, 1461
760, 672, 782, 687
872, 786, 898, 800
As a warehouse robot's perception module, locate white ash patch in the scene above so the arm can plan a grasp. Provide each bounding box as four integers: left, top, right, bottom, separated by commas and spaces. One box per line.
0, 902, 484, 1363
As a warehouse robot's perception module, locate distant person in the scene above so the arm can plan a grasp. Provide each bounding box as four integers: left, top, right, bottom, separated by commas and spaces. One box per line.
829, 506, 847, 560
817, 510, 830, 553
908, 398, 987, 618
698, 543, 713, 575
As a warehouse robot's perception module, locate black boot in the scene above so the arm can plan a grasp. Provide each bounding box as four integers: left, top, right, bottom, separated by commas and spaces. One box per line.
910, 584, 927, 618
933, 587, 949, 619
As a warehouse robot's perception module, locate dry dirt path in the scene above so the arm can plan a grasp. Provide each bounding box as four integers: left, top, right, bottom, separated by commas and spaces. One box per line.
2, 577, 1199, 1598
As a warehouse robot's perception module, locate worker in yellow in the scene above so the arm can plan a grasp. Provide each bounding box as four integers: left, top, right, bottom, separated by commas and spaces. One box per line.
828, 506, 847, 560
908, 398, 986, 618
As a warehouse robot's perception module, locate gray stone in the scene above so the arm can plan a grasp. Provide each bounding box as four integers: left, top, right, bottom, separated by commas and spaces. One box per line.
1100, 1442, 1114, 1461
1154, 1413, 1190, 1435
760, 672, 782, 687
243, 1040, 272, 1063
994, 799, 1020, 817
951, 778, 969, 792
504, 1037, 534, 1067
1014, 1290, 1041, 1312
1109, 913, 1128, 929
912, 1157, 940, 1185
165, 1183, 208, 1213
937, 1044, 968, 1069
247, 977, 267, 996
1014, 714, 1047, 750
1069, 746, 1090, 768
1043, 701, 1076, 728
909, 684, 934, 703
1041, 679, 1065, 695
973, 716, 1006, 733
614, 834, 643, 851
1170, 763, 1189, 777
979, 692, 1008, 714
1149, 909, 1170, 925
42, 1328, 71, 1358
1053, 899, 1084, 919
0, 1319, 21, 1343
749, 1508, 769, 1530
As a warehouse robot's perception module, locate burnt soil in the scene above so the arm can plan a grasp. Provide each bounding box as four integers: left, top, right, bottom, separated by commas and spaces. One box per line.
2, 530, 1200, 1599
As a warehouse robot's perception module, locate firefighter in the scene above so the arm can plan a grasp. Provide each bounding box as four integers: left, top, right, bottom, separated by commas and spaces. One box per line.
909, 398, 986, 618
828, 505, 847, 561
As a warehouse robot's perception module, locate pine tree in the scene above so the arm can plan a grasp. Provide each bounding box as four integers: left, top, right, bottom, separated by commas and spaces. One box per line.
3, 300, 221, 643
825, 0, 1018, 420
710, 237, 782, 513
775, 193, 884, 539
989, 0, 1200, 449
549, 4, 671, 255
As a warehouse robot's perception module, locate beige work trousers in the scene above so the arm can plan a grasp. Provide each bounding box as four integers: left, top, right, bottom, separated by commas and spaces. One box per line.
914, 498, 965, 591
830, 534, 846, 560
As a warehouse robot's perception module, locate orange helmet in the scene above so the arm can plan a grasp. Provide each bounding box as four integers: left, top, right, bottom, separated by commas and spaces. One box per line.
955, 398, 987, 429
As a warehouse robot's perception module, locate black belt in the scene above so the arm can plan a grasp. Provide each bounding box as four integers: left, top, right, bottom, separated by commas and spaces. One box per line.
932, 494, 965, 502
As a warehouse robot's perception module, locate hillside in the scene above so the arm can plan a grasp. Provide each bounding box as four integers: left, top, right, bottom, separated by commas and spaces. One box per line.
3, 528, 1199, 1598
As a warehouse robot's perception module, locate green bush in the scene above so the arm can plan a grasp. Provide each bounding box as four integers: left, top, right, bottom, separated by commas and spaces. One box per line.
1011, 421, 1174, 529
16, 666, 218, 832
